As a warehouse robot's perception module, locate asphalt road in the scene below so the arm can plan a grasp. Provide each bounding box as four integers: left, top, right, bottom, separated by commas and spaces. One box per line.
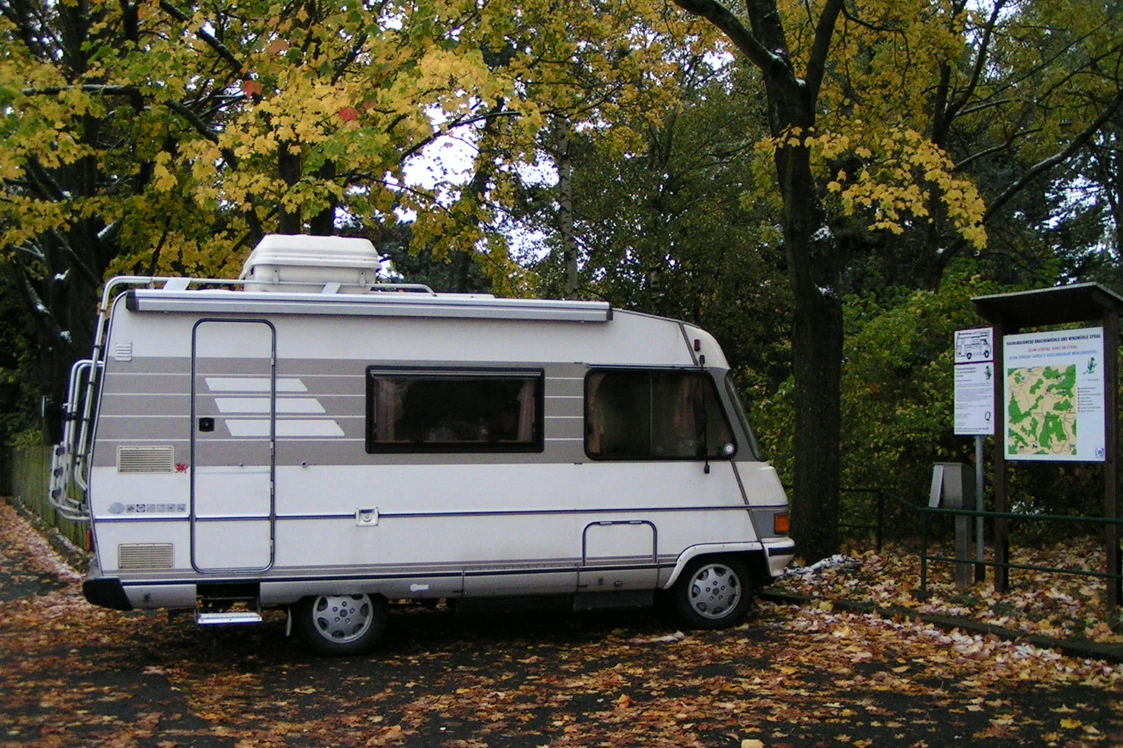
1, 498, 1121, 747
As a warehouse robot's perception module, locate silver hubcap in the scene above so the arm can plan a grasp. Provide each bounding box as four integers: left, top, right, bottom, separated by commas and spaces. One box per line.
312, 594, 374, 643
687, 564, 741, 620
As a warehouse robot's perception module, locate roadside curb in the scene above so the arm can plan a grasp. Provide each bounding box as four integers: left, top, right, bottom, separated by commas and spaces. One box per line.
760, 587, 1123, 666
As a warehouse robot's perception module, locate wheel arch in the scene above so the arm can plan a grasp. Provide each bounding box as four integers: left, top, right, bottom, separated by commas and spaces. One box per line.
664, 543, 768, 590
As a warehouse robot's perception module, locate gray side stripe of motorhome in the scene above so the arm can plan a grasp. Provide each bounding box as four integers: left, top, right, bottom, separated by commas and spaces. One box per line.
92, 358, 597, 467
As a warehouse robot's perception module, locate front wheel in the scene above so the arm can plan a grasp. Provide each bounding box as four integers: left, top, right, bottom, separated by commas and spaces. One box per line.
294, 593, 388, 656
672, 557, 753, 630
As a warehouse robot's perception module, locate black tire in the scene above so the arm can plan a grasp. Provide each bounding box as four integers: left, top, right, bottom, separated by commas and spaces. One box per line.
294, 593, 388, 656
672, 557, 753, 630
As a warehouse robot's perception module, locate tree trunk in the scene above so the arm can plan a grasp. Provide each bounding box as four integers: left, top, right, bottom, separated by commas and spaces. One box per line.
308, 161, 338, 236
789, 290, 843, 561
672, 0, 847, 562
766, 62, 845, 563
454, 251, 472, 294
556, 122, 579, 299
278, 145, 302, 234
775, 144, 844, 562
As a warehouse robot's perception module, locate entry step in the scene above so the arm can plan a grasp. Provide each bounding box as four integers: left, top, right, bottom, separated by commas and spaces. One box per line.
196, 610, 263, 626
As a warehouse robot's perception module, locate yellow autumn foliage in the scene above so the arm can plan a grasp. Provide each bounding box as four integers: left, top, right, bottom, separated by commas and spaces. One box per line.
2, 0, 717, 283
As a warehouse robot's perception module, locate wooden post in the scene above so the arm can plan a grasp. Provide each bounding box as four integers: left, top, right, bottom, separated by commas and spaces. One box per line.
975, 435, 986, 583
992, 320, 1009, 593
1105, 308, 1120, 608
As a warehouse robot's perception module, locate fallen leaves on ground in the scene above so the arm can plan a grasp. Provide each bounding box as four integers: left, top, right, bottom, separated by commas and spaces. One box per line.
775, 537, 1123, 645
2, 497, 1122, 747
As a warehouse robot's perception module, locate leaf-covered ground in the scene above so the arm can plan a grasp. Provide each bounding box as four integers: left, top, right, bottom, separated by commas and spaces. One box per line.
2, 497, 1122, 747
774, 538, 1123, 645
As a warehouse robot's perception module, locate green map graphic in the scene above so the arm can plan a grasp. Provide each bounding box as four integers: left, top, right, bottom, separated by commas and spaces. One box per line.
1007, 365, 1077, 457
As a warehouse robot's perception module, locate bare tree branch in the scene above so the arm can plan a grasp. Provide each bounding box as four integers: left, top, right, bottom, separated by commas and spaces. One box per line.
985, 88, 1123, 222
11, 259, 70, 351
159, 0, 244, 75
21, 84, 140, 97
49, 230, 102, 289
22, 159, 66, 202
334, 32, 368, 84
946, 0, 1008, 119
672, 0, 783, 76
805, 0, 845, 105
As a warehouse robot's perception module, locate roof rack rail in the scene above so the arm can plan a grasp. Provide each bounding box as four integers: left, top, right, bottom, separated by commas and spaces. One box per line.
369, 283, 438, 295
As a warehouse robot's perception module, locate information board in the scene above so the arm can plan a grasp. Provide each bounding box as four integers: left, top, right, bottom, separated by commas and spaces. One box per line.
1003, 327, 1106, 462
954, 328, 995, 436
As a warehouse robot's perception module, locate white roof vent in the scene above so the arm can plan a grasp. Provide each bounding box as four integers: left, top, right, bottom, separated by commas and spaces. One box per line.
240, 234, 382, 294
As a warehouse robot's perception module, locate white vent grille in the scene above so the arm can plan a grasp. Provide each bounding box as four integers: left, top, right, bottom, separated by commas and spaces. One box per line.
117, 446, 174, 473
118, 543, 174, 570
114, 343, 133, 362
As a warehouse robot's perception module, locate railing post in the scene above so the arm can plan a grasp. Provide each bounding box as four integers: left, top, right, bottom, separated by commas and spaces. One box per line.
919, 510, 929, 600
875, 490, 884, 553
975, 435, 986, 583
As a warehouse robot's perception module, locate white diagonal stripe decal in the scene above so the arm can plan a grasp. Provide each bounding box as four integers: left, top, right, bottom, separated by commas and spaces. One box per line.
226, 419, 345, 438
215, 397, 326, 414
205, 377, 308, 393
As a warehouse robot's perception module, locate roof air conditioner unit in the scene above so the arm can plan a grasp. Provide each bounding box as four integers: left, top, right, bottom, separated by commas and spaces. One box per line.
240, 234, 381, 294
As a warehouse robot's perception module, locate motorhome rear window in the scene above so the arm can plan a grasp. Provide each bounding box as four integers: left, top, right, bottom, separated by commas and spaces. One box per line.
365, 369, 543, 453
585, 370, 735, 460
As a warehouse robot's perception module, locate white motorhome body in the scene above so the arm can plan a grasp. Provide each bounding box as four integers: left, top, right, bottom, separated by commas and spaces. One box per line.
54, 235, 794, 654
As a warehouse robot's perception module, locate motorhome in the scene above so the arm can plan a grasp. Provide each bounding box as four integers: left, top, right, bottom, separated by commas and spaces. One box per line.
51, 234, 794, 655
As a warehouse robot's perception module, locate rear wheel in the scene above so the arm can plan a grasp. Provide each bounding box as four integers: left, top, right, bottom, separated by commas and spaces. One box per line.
295, 593, 388, 656
672, 557, 753, 629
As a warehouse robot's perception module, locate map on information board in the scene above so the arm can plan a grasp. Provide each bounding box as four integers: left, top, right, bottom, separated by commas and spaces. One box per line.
1007, 365, 1078, 456
1003, 328, 1105, 462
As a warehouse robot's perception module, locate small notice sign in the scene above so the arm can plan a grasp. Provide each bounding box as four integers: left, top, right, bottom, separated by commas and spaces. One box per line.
954, 328, 995, 436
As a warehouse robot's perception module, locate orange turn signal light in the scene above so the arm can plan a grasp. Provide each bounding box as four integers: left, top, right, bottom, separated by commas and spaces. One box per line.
774, 513, 790, 535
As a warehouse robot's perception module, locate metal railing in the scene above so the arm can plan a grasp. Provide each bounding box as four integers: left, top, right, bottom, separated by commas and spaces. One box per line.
838, 487, 1123, 602
913, 501, 1123, 600
838, 487, 886, 552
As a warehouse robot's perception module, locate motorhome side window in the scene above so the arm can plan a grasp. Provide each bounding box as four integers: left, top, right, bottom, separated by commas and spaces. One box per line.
365, 369, 543, 453
585, 370, 735, 460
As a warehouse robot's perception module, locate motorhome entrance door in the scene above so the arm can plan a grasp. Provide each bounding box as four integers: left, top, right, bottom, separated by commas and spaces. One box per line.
190, 320, 276, 572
